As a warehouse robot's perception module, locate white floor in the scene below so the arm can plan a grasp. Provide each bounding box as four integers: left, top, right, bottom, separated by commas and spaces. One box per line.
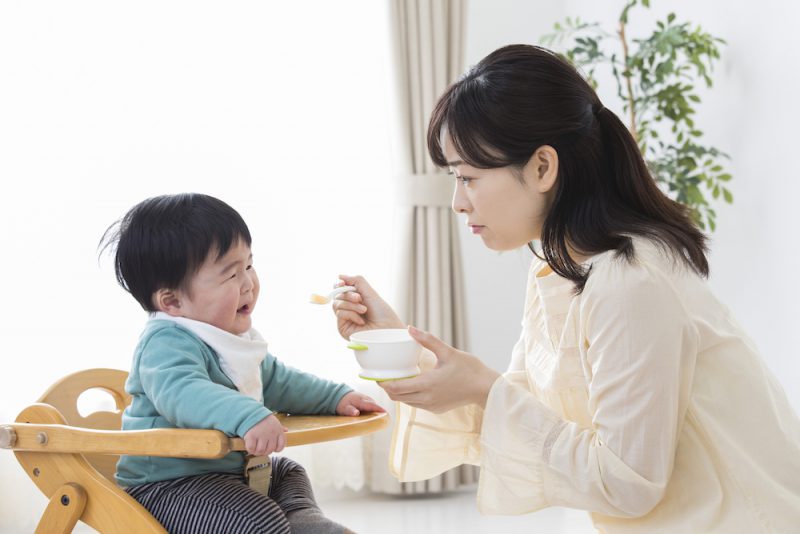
3, 486, 596, 534
318, 486, 596, 534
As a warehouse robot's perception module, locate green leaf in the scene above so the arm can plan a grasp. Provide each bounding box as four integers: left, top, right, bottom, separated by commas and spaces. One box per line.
722, 188, 733, 203
546, 0, 730, 231
620, 0, 637, 23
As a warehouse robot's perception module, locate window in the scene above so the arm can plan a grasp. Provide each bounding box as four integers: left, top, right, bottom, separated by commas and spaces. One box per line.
0, 0, 396, 407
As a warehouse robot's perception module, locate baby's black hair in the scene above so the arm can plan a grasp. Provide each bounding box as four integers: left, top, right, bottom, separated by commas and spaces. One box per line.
99, 193, 252, 311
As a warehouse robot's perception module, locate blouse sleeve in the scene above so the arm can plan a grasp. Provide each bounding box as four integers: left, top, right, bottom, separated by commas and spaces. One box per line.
389, 329, 530, 482
388, 255, 540, 483
389, 348, 484, 482
478, 256, 699, 517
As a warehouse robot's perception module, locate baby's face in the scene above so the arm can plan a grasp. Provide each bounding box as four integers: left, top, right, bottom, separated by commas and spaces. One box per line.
176, 240, 259, 335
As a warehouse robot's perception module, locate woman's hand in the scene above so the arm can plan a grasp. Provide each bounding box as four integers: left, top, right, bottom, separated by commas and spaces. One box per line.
379, 326, 501, 413
335, 391, 386, 416
242, 414, 288, 456
333, 274, 404, 340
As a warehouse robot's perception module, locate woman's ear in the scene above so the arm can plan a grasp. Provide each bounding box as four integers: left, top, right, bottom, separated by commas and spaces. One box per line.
153, 288, 182, 316
525, 145, 559, 193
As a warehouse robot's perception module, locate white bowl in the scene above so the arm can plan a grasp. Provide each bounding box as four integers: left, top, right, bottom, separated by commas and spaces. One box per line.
348, 329, 422, 381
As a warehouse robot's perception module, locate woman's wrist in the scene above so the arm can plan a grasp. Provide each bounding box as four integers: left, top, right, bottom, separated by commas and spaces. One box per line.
472, 363, 501, 408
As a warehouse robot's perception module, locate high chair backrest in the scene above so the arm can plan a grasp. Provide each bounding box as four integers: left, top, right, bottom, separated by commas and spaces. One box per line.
36, 368, 130, 482
12, 368, 168, 534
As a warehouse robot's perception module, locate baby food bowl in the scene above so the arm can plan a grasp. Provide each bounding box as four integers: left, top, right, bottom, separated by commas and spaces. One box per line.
348, 329, 422, 381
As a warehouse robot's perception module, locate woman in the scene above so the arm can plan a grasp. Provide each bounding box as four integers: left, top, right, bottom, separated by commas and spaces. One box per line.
333, 45, 800, 532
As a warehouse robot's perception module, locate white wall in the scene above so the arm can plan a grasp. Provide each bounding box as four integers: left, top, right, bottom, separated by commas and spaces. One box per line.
0, 1, 395, 530
462, 0, 800, 413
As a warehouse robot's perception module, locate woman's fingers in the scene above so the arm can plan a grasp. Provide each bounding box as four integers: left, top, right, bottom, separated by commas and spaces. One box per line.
382, 376, 422, 393
332, 298, 367, 314
380, 387, 431, 408
336, 309, 366, 327
333, 296, 368, 331
408, 326, 451, 360
336, 290, 363, 304
380, 375, 427, 397
338, 274, 375, 298
334, 275, 404, 330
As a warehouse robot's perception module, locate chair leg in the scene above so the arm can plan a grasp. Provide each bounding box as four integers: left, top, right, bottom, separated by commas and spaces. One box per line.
34, 483, 87, 534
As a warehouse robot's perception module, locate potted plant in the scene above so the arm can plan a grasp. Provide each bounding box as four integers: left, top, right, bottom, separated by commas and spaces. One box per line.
542, 0, 731, 230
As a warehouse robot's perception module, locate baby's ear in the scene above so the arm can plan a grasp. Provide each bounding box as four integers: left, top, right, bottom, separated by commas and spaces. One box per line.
153, 288, 182, 316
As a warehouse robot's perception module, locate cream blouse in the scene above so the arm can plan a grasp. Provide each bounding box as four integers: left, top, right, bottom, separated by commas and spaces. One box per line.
389, 239, 800, 533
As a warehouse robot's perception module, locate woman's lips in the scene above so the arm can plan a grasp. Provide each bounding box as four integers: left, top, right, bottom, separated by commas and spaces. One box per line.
469, 225, 485, 234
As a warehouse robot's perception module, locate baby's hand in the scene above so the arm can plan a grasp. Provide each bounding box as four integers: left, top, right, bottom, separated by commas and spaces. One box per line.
336, 391, 386, 416
242, 414, 287, 456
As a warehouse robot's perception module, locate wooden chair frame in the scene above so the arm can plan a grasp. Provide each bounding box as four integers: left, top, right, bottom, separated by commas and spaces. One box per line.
0, 368, 388, 533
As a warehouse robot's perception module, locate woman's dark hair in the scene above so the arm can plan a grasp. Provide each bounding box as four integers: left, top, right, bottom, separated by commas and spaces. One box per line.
99, 193, 252, 311
427, 44, 708, 291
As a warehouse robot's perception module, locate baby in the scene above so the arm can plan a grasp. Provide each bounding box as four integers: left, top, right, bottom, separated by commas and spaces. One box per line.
101, 193, 380, 534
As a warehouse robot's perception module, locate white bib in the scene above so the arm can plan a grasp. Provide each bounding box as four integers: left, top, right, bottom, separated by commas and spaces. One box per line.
151, 312, 268, 402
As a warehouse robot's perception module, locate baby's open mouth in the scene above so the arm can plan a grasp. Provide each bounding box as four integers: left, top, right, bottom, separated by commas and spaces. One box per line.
238, 304, 250, 313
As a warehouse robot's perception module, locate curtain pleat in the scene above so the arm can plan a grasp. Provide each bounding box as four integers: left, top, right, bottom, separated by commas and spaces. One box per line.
295, 1, 472, 495
359, 0, 474, 495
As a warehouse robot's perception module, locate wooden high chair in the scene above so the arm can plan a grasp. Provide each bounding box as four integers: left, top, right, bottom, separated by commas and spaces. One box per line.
0, 368, 388, 534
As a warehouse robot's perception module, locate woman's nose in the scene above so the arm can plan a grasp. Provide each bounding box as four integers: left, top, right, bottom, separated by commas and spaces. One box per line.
451, 182, 472, 214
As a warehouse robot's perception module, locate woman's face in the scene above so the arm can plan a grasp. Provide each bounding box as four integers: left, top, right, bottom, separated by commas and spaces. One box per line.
445, 135, 558, 251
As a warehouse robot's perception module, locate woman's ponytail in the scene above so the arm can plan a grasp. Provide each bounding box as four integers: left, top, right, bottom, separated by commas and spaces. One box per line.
426, 44, 709, 291
593, 104, 709, 278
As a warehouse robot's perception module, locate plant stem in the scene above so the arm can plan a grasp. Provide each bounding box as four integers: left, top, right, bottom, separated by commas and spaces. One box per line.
618, 19, 638, 140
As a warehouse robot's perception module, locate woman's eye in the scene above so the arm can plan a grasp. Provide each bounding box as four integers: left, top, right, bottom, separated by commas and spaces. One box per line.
448, 169, 472, 185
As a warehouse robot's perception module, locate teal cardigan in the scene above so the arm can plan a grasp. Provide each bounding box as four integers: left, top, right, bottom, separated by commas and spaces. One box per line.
116, 320, 351, 487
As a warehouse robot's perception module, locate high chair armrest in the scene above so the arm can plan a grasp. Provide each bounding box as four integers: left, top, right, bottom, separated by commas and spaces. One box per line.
1, 423, 236, 458
1, 412, 388, 458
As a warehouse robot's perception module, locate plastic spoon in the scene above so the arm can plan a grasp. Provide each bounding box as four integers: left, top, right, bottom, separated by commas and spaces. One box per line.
309, 285, 356, 305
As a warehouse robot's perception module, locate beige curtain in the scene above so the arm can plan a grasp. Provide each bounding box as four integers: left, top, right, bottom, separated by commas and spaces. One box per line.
362, 0, 477, 494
